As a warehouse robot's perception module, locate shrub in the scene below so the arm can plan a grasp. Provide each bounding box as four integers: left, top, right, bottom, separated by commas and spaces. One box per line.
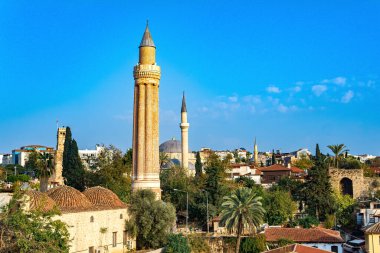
240, 235, 266, 253
165, 234, 190, 253
297, 215, 319, 228
188, 235, 211, 253
277, 238, 294, 247
7, 174, 30, 183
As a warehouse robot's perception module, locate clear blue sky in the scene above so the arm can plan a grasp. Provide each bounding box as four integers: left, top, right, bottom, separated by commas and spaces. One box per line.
1, 0, 379, 155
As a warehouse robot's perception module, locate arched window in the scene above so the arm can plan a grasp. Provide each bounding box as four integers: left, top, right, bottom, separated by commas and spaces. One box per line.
120, 214, 123, 219
90, 216, 94, 222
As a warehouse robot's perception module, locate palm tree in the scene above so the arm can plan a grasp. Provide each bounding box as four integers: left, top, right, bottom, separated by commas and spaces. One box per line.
327, 144, 349, 168
220, 187, 265, 253
37, 153, 54, 192
159, 152, 170, 169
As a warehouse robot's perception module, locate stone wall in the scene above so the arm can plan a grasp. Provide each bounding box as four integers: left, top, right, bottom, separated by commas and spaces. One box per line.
329, 168, 380, 198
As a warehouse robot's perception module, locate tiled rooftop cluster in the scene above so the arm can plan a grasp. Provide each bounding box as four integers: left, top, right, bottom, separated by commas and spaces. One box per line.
26, 185, 126, 213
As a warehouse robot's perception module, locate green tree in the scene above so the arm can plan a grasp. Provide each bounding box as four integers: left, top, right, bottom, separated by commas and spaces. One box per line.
304, 160, 335, 220
276, 238, 295, 247
85, 146, 132, 203
297, 215, 319, 228
240, 235, 266, 253
188, 235, 211, 253
271, 149, 276, 165
220, 187, 265, 253
7, 174, 30, 183
125, 189, 176, 250
62, 127, 85, 191
24, 151, 39, 175
315, 143, 321, 161
334, 192, 357, 228
37, 152, 54, 192
204, 153, 230, 208
327, 144, 349, 168
160, 165, 191, 211
263, 190, 297, 225
160, 152, 171, 169
195, 152, 203, 178
293, 155, 314, 170
0, 188, 69, 252
165, 234, 191, 253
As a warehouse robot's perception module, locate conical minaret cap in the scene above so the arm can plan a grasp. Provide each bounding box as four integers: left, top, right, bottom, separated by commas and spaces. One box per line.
181, 92, 187, 113
140, 21, 155, 48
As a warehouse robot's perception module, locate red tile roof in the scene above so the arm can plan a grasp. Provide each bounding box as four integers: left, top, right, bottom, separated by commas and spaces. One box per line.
264, 227, 344, 243
264, 244, 331, 253
260, 164, 291, 172
291, 167, 305, 173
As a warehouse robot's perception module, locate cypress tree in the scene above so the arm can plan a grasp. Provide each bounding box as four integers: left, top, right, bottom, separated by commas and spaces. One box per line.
304, 160, 335, 220
195, 152, 202, 177
315, 143, 321, 161
271, 149, 276, 165
62, 127, 85, 191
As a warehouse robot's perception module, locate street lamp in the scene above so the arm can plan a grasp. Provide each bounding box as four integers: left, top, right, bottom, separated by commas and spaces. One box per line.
202, 189, 210, 234
14, 166, 17, 176
174, 188, 188, 232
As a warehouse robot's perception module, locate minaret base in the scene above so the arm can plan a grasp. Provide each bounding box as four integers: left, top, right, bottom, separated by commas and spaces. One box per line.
132, 180, 161, 199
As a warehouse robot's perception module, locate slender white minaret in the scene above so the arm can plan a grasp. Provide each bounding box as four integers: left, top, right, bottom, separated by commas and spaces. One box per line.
180, 92, 189, 169
254, 137, 258, 166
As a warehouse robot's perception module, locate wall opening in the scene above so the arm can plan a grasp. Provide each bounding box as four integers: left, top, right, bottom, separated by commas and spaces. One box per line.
340, 177, 353, 197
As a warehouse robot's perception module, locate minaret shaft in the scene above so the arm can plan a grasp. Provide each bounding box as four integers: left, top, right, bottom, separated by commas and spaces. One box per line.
132, 24, 161, 199
180, 94, 189, 170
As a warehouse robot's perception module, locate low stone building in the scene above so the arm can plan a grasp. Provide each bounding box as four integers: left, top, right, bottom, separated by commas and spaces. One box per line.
26, 186, 135, 253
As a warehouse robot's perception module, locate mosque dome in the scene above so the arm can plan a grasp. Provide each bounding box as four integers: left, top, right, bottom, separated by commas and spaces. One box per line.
47, 185, 93, 211
160, 138, 190, 153
26, 190, 56, 212
83, 186, 126, 208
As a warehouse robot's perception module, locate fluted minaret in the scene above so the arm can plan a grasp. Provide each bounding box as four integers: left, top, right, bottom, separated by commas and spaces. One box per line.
254, 138, 258, 166
132, 22, 161, 198
180, 92, 189, 170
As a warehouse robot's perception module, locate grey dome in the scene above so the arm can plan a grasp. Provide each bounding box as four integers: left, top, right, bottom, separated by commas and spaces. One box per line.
160, 138, 182, 153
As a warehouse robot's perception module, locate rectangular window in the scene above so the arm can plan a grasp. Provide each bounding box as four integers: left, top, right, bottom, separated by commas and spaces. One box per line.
113, 232, 117, 247
331, 245, 338, 253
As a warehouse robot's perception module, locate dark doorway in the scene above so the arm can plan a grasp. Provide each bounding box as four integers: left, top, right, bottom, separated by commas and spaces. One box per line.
340, 177, 353, 197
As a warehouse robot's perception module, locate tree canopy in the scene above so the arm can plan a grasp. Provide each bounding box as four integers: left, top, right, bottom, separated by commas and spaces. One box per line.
62, 127, 85, 191
125, 189, 176, 250
0, 189, 70, 253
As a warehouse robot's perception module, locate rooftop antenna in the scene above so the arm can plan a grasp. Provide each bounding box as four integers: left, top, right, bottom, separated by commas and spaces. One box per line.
56, 119, 59, 130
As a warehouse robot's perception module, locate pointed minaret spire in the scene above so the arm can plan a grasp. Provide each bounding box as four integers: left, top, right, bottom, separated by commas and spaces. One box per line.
140, 20, 155, 48
181, 92, 187, 113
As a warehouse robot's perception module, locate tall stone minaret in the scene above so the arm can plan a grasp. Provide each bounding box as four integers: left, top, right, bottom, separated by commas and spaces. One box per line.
132, 23, 161, 198
254, 137, 258, 166
50, 127, 66, 186
180, 92, 189, 169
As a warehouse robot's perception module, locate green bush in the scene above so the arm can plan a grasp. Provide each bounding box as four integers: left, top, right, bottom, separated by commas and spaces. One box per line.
277, 238, 294, 247
240, 235, 266, 253
188, 235, 210, 253
324, 214, 335, 229
7, 174, 30, 183
297, 215, 319, 228
165, 234, 191, 253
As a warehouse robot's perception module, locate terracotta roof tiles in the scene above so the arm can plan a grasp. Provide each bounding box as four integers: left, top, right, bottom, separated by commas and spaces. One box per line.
264, 227, 344, 243
264, 244, 331, 253
83, 186, 126, 209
